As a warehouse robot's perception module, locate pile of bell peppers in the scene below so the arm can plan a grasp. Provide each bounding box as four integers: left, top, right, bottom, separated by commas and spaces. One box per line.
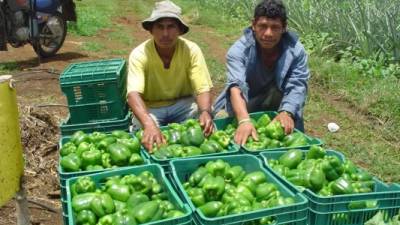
70, 172, 185, 225
137, 119, 232, 159
60, 130, 145, 172
221, 114, 309, 151
181, 159, 295, 224
267, 146, 376, 199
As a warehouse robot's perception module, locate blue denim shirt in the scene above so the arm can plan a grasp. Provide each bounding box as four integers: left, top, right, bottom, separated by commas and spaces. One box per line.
214, 27, 310, 130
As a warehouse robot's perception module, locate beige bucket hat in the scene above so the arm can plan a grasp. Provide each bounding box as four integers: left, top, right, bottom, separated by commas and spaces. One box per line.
142, 0, 189, 34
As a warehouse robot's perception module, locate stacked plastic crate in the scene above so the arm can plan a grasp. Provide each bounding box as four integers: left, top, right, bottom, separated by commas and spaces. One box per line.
59, 58, 130, 135
58, 58, 130, 224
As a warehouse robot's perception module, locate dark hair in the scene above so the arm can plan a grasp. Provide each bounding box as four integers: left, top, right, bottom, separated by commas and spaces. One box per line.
254, 0, 287, 25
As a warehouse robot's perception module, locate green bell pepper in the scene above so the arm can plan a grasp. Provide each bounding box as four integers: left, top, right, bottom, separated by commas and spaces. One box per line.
224, 165, 246, 185
271, 164, 289, 177
330, 177, 354, 195
71, 131, 91, 146
205, 159, 229, 177
283, 132, 308, 147
126, 192, 149, 209
81, 149, 102, 167
200, 139, 224, 154
181, 146, 202, 157
189, 166, 208, 187
97, 214, 115, 225
108, 143, 131, 166
76, 209, 97, 225
61, 153, 82, 172
265, 120, 285, 140
321, 155, 344, 181
75, 176, 96, 194
198, 201, 223, 217
343, 159, 358, 175
60, 142, 77, 157
237, 179, 257, 194
96, 136, 117, 151
256, 114, 271, 129
187, 187, 206, 207
114, 210, 137, 225
106, 183, 131, 202
279, 149, 303, 169
128, 153, 144, 166
167, 129, 182, 144
255, 183, 278, 202
165, 210, 185, 219
101, 153, 112, 168
112, 130, 131, 139
235, 184, 255, 202
306, 145, 326, 159
123, 174, 152, 194
72, 192, 98, 212
133, 201, 164, 223
181, 119, 205, 146
113, 200, 127, 212
351, 171, 373, 181
117, 137, 140, 154
76, 142, 92, 157
203, 175, 225, 201
209, 130, 230, 149
86, 165, 104, 171
224, 124, 236, 137
286, 167, 326, 191
88, 131, 107, 143
243, 171, 267, 185
90, 193, 115, 217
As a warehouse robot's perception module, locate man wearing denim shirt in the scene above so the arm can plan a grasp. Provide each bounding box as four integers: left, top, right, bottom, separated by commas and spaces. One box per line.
214, 0, 310, 145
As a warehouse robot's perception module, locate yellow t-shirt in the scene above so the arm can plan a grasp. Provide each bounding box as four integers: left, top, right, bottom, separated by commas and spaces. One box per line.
127, 37, 213, 108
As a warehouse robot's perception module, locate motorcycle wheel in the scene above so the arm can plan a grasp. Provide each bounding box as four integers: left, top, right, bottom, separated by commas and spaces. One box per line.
33, 12, 67, 58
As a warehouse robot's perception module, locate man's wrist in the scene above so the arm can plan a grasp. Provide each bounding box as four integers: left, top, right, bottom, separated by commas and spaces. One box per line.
199, 108, 213, 118
238, 118, 251, 125
280, 110, 294, 119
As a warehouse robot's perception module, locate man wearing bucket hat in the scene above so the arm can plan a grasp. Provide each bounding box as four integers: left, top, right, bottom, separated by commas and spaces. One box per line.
127, 0, 214, 152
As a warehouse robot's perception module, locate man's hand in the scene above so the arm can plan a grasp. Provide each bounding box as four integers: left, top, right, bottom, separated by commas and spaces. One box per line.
142, 124, 166, 153
199, 111, 214, 136
234, 121, 258, 146
273, 111, 294, 135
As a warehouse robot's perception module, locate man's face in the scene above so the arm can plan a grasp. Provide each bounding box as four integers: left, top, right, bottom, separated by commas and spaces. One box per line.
150, 18, 181, 50
252, 17, 285, 50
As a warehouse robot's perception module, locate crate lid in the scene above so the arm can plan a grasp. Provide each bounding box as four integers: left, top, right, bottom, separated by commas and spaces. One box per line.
60, 58, 126, 84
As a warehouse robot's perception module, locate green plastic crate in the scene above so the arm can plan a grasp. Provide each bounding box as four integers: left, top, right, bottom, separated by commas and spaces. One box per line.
60, 58, 128, 123
67, 100, 128, 124
59, 112, 131, 136
309, 206, 400, 225
214, 111, 323, 154
170, 154, 309, 225
66, 164, 192, 225
58, 133, 150, 201
260, 150, 400, 225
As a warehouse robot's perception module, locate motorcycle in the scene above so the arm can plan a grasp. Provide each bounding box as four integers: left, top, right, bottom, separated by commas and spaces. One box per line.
0, 0, 76, 58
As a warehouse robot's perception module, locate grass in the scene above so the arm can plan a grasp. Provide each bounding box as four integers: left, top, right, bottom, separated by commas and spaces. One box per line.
80, 42, 105, 52
68, 0, 119, 36
304, 85, 400, 182
0, 62, 19, 74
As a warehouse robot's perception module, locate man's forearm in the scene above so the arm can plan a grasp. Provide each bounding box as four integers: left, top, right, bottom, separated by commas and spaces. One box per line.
195, 91, 212, 113
127, 92, 156, 128
230, 86, 249, 120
